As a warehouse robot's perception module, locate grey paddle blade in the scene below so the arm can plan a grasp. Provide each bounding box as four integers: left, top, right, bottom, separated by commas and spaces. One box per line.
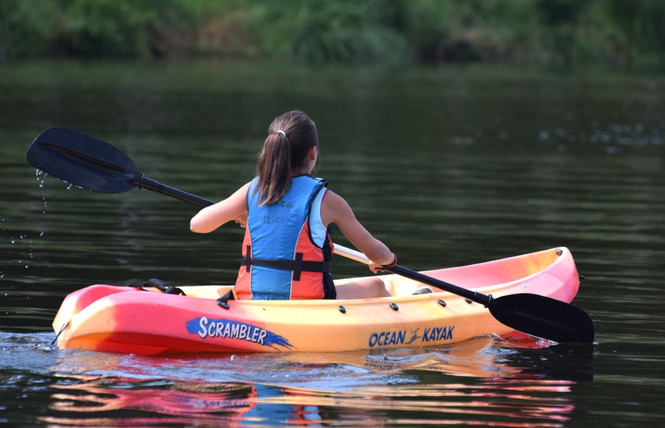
26, 127, 141, 193
489, 293, 595, 344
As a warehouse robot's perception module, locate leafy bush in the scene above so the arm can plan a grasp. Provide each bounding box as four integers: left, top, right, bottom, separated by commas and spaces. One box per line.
1, 0, 664, 68
291, 0, 404, 63
0, 0, 60, 57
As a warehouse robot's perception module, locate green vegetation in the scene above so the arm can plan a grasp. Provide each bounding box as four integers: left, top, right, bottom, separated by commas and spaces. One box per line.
1, 0, 664, 68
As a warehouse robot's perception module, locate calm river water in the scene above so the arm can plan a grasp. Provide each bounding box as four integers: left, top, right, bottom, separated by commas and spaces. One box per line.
1, 61, 663, 426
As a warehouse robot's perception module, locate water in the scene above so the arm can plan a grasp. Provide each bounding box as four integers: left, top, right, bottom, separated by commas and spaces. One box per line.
1, 61, 664, 426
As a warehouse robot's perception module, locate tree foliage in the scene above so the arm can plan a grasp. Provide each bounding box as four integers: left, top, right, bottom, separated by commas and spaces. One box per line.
1, 0, 664, 68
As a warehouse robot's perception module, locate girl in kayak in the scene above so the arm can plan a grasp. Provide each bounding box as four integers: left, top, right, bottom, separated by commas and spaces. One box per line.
190, 110, 396, 300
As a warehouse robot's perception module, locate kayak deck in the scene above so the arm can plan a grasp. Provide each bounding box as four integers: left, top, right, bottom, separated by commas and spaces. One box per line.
52, 247, 581, 355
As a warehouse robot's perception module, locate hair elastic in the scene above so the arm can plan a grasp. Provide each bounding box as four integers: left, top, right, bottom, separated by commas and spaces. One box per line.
277, 130, 286, 137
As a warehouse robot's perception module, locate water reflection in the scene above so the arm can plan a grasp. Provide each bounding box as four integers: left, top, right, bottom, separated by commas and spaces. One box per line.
35, 336, 591, 427
43, 377, 260, 426
42, 376, 578, 427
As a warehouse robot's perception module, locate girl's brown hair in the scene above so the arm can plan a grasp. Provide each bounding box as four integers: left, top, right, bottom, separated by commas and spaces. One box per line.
255, 111, 319, 205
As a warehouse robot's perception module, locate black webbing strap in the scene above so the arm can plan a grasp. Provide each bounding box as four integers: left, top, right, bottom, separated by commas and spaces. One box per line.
142, 278, 186, 296
241, 252, 331, 281
245, 245, 251, 272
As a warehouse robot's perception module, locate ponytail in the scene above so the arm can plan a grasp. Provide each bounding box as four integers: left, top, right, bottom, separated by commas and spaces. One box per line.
255, 111, 319, 205
256, 132, 292, 205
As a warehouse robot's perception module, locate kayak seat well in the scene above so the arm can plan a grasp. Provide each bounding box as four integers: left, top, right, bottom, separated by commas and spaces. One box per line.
420, 248, 566, 289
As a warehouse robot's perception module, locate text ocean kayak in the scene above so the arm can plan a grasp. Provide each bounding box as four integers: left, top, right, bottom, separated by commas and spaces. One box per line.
51, 247, 581, 355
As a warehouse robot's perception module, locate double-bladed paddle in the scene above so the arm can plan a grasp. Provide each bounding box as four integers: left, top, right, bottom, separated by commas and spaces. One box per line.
26, 127, 595, 344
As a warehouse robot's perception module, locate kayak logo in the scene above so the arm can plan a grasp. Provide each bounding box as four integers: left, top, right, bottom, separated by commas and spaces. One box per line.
369, 328, 420, 347
369, 325, 454, 348
421, 325, 454, 342
186, 316, 293, 349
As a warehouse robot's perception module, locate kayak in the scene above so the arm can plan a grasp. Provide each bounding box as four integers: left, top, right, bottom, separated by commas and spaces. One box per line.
26, 128, 591, 351
51, 247, 582, 355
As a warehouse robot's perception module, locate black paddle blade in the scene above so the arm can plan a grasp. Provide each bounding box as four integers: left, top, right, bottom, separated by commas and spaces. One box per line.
489, 293, 595, 344
26, 127, 141, 193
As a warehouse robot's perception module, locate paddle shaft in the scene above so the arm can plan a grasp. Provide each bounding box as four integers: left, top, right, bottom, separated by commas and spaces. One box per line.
135, 176, 213, 208
333, 244, 491, 305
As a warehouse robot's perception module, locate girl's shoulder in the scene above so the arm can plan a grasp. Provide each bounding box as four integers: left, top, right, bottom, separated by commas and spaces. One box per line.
321, 189, 352, 215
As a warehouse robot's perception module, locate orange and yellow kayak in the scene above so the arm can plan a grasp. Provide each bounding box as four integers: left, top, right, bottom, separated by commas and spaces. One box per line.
51, 247, 580, 355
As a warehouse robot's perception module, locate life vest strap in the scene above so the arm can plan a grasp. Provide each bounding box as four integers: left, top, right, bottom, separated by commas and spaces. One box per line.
241, 251, 331, 281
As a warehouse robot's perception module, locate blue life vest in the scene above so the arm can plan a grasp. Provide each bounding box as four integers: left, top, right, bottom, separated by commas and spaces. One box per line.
235, 175, 335, 300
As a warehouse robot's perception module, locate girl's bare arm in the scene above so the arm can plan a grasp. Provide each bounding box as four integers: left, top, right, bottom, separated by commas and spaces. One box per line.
190, 182, 250, 233
321, 190, 394, 270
